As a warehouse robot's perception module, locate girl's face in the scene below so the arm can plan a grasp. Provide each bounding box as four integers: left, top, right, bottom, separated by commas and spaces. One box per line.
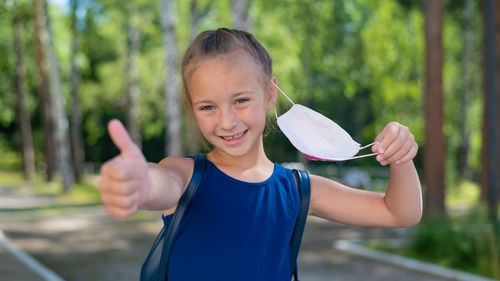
186, 51, 276, 158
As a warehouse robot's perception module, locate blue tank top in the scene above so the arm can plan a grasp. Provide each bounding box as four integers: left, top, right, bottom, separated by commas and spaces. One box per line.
162, 159, 300, 281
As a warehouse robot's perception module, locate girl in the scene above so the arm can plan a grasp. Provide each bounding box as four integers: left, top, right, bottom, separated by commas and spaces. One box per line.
98, 28, 422, 280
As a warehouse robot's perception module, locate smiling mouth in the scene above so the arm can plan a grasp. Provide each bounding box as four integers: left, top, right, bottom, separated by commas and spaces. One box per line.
220, 130, 247, 141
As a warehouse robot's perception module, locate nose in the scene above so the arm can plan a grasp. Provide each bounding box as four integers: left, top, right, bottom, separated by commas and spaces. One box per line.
218, 107, 238, 131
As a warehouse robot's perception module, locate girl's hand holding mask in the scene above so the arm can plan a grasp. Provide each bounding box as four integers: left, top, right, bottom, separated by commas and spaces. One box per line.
97, 119, 151, 219
372, 122, 418, 166
272, 83, 417, 165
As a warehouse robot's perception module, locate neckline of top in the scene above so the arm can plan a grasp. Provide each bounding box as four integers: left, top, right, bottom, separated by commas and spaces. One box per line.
205, 158, 279, 186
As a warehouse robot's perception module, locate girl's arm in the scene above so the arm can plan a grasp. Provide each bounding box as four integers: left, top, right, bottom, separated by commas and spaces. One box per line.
309, 122, 422, 227
145, 157, 194, 211
97, 120, 193, 219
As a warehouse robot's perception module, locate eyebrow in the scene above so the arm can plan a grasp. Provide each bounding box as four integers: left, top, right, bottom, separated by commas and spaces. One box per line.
192, 91, 254, 106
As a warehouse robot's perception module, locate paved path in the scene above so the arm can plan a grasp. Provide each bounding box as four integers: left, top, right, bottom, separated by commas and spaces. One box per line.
0, 241, 46, 281
0, 186, 463, 281
299, 217, 453, 281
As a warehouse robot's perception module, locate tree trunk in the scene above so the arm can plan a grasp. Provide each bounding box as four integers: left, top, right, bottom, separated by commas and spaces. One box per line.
423, 0, 446, 217
161, 0, 182, 156
481, 0, 489, 203
69, 0, 85, 182
457, 0, 475, 181
33, 0, 55, 181
35, 0, 75, 191
481, 0, 500, 222
13, 16, 36, 181
189, 0, 212, 40
126, 8, 142, 147
231, 0, 254, 31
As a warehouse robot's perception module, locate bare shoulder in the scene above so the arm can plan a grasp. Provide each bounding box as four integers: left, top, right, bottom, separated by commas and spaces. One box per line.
158, 156, 195, 185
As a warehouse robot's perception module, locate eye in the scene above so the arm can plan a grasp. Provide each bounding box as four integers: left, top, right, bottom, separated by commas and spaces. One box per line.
200, 105, 214, 111
235, 98, 249, 104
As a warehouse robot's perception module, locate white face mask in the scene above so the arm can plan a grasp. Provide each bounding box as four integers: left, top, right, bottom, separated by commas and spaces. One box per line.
272, 81, 378, 161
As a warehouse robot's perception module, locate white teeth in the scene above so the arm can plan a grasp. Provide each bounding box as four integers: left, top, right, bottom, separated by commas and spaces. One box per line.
222, 131, 245, 141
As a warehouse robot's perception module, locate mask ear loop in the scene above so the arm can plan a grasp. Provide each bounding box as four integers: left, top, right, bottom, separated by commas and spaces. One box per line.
342, 142, 379, 160
270, 80, 379, 162
271, 80, 294, 119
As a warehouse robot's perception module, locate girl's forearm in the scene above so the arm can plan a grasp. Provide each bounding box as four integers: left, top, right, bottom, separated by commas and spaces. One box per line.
140, 163, 185, 210
383, 161, 423, 227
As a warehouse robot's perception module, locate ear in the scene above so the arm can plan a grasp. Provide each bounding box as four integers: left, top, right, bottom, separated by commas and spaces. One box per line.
265, 77, 278, 110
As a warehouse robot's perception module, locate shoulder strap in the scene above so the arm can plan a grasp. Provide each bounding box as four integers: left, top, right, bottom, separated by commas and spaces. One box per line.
158, 153, 207, 281
290, 169, 311, 281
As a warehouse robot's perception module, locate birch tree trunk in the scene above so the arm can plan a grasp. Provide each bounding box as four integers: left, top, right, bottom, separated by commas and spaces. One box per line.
70, 0, 85, 182
161, 0, 182, 156
35, 0, 75, 191
13, 16, 36, 181
190, 0, 200, 41
231, 0, 254, 31
126, 7, 142, 147
423, 0, 446, 217
189, 0, 212, 40
33, 0, 55, 181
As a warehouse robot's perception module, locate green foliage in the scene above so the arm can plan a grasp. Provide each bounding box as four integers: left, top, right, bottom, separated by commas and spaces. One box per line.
446, 179, 480, 208
0, 0, 486, 178
361, 1, 424, 142
442, 1, 483, 183
380, 207, 500, 279
0, 136, 22, 171
0, 4, 16, 128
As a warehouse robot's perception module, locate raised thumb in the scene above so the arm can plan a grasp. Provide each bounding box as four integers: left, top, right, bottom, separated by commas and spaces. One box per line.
107, 119, 138, 157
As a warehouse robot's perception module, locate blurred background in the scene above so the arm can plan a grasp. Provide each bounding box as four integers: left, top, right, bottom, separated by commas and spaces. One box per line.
0, 0, 499, 280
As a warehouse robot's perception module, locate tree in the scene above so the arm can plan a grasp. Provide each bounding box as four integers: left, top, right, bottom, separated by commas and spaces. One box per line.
69, 0, 85, 182
456, 0, 476, 180
190, 0, 212, 40
361, 1, 423, 142
34, 0, 75, 191
13, 8, 35, 181
125, 2, 142, 147
186, 0, 213, 154
33, 0, 55, 181
423, 0, 446, 217
231, 0, 254, 30
481, 0, 499, 222
161, 0, 182, 156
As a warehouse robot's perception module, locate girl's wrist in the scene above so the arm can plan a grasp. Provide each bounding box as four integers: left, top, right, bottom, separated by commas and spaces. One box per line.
390, 159, 414, 169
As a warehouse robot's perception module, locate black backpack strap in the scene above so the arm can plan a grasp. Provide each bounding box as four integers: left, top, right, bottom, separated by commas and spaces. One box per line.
290, 169, 311, 281
158, 153, 207, 281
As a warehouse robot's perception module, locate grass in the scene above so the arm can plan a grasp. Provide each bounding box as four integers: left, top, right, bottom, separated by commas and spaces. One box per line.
445, 180, 481, 208
0, 171, 26, 187
0, 146, 22, 171
0, 170, 101, 207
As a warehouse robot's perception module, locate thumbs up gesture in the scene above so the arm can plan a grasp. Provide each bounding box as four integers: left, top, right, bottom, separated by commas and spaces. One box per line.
97, 119, 151, 219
